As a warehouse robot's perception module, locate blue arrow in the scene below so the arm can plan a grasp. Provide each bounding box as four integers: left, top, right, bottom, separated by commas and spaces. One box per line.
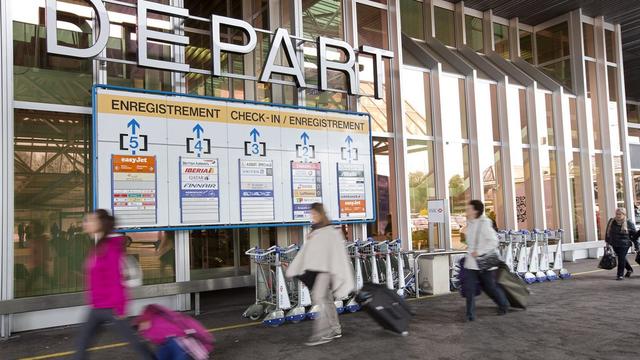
250, 128, 260, 142
345, 135, 353, 147
300, 132, 310, 145
127, 118, 140, 135
193, 123, 204, 138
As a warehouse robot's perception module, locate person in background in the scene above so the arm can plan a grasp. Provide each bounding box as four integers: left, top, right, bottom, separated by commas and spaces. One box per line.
158, 231, 175, 278
463, 200, 509, 322
384, 213, 393, 239
18, 222, 25, 248
26, 221, 51, 294
605, 207, 639, 280
287, 203, 355, 346
74, 209, 154, 360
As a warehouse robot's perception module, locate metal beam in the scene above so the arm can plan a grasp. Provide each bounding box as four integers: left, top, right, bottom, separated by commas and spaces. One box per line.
401, 34, 439, 69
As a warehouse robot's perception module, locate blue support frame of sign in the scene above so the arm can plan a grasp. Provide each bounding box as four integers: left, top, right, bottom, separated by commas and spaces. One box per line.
91, 84, 376, 232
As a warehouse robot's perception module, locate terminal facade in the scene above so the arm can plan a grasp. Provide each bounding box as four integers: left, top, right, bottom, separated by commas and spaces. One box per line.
0, 0, 636, 333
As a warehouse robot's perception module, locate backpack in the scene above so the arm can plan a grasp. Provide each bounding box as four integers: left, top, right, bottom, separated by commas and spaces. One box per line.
136, 304, 214, 359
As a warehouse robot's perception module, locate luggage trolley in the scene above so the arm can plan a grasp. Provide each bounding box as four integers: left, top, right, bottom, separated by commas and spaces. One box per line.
512, 230, 536, 283
546, 229, 570, 279
388, 239, 413, 297
358, 239, 381, 284
374, 240, 394, 291
242, 246, 294, 326
531, 229, 549, 282
497, 230, 515, 272
279, 244, 313, 323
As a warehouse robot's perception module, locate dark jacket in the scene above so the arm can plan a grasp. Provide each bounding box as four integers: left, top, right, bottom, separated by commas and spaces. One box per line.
605, 219, 639, 248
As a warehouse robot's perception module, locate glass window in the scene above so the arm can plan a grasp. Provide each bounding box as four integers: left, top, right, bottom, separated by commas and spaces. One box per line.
357, 3, 393, 132
593, 154, 607, 239
303, 0, 343, 39
407, 140, 436, 250
13, 0, 93, 106
368, 138, 397, 241
536, 22, 569, 64
440, 76, 469, 140
608, 66, 618, 102
583, 23, 595, 58
568, 97, 580, 148
627, 103, 640, 124
447, 143, 471, 250
434, 7, 455, 46
542, 151, 560, 229
493, 23, 510, 59
402, 69, 432, 136
545, 94, 555, 146
106, 3, 172, 91
519, 88, 529, 144
585, 60, 602, 149
629, 127, 640, 144
516, 149, 534, 230
13, 109, 92, 298
190, 229, 237, 280
605, 29, 616, 63
483, 147, 505, 230
540, 59, 572, 90
465, 15, 483, 52
125, 231, 176, 284
400, 0, 424, 40
569, 152, 586, 242
614, 156, 626, 209
519, 30, 533, 63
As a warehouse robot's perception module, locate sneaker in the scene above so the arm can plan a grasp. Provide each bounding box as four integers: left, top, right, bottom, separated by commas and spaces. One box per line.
625, 270, 633, 278
497, 308, 508, 316
323, 330, 342, 340
616, 276, 624, 281
305, 337, 332, 347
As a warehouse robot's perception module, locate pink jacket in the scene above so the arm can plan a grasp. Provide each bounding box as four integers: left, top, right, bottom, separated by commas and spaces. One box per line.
86, 234, 127, 316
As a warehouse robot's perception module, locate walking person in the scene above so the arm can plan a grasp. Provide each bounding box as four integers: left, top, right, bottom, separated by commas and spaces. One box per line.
17, 222, 25, 248
605, 207, 639, 280
286, 203, 355, 346
73, 209, 154, 360
463, 200, 509, 322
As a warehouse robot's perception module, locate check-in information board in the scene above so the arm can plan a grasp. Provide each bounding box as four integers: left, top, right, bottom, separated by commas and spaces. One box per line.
94, 87, 374, 229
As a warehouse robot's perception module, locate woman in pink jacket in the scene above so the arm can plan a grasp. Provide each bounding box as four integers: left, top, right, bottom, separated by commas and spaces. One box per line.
74, 209, 154, 360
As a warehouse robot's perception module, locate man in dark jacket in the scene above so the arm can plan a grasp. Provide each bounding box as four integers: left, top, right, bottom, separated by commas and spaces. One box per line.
605, 208, 639, 280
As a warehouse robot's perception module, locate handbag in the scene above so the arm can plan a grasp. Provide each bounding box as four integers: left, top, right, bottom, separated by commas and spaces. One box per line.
476, 251, 503, 271
598, 246, 617, 270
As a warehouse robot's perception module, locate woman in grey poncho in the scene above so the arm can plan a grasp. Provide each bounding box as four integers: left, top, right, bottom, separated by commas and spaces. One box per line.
286, 203, 355, 346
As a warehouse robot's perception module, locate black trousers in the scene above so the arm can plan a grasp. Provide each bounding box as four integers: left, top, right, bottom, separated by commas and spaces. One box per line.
73, 308, 155, 360
612, 245, 633, 277
463, 269, 509, 319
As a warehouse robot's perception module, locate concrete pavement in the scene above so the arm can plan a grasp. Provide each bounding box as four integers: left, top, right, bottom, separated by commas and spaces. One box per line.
2, 258, 640, 360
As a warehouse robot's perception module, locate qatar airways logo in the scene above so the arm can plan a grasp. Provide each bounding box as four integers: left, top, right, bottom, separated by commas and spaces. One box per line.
45, 0, 394, 99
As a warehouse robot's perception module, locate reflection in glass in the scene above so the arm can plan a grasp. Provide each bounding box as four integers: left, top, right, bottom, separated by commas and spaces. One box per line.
542, 151, 560, 229
125, 231, 176, 284
540, 59, 572, 90
569, 97, 580, 148
520, 30, 533, 63
614, 156, 626, 209
368, 139, 397, 241
544, 94, 554, 146
535, 22, 569, 64
190, 229, 238, 280
14, 110, 92, 297
440, 76, 469, 140
592, 154, 607, 239
605, 30, 616, 63
357, 4, 392, 132
400, 0, 424, 39
608, 66, 618, 102
483, 147, 505, 229
585, 60, 602, 149
627, 103, 640, 124
402, 69, 432, 136
446, 143, 471, 249
493, 23, 510, 59
583, 23, 595, 58
13, 2, 92, 106
407, 141, 435, 250
434, 7, 455, 46
465, 15, 483, 52
569, 152, 586, 242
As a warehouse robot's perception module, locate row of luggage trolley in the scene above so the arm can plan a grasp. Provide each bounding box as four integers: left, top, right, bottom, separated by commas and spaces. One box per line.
242, 239, 418, 326
496, 229, 571, 283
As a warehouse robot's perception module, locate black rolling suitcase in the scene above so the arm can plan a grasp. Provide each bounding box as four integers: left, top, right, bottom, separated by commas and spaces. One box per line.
356, 283, 413, 336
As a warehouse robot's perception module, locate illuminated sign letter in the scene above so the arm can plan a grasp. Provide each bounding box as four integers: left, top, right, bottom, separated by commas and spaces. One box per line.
211, 15, 257, 77
260, 28, 306, 87
45, 0, 109, 58
137, 0, 190, 72
317, 37, 357, 95
359, 45, 394, 100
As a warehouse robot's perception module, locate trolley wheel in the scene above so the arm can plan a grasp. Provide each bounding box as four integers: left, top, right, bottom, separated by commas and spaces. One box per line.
249, 313, 262, 321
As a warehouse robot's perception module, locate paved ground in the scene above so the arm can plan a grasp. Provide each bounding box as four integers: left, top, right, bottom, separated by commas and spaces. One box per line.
2, 258, 640, 360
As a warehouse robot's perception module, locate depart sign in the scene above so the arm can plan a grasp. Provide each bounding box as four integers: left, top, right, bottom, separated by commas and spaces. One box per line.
46, 0, 394, 99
